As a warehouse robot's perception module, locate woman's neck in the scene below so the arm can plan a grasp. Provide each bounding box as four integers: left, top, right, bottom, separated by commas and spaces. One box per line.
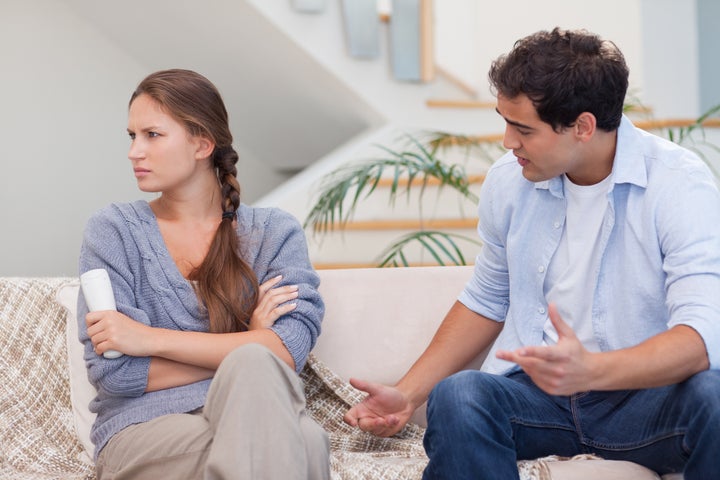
151, 174, 223, 223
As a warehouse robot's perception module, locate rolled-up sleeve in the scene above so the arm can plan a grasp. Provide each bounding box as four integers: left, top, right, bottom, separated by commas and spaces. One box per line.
659, 167, 720, 369
459, 163, 510, 322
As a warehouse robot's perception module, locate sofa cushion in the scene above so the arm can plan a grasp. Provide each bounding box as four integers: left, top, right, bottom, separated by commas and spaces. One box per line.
313, 265, 484, 426
49, 271, 681, 480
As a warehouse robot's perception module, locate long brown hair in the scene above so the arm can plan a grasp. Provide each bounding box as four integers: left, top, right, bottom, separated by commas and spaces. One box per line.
130, 69, 258, 332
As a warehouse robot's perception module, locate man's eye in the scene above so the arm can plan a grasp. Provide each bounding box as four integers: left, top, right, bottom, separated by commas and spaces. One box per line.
518, 129, 531, 136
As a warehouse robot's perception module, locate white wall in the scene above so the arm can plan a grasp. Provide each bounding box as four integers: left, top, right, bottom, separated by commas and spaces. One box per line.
435, 0, 644, 102
0, 0, 382, 276
0, 0, 710, 275
434, 0, 704, 119
0, 0, 151, 276
640, 0, 700, 117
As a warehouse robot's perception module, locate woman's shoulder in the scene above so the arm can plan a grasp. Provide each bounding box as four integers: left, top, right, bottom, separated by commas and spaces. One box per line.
237, 205, 301, 231
83, 201, 154, 242
88, 200, 152, 225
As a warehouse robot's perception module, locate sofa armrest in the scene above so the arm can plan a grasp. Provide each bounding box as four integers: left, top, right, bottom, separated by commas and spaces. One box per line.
0, 277, 94, 478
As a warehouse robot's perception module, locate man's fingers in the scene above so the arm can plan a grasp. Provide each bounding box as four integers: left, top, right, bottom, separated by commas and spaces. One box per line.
349, 377, 375, 394
356, 415, 399, 436
349, 378, 394, 400
343, 409, 359, 427
497, 346, 569, 363
548, 303, 576, 340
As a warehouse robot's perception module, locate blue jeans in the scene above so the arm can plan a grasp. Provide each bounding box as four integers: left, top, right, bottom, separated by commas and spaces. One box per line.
422, 369, 720, 480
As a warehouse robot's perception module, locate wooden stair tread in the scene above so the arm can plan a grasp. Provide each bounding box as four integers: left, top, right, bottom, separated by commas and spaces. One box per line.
316, 217, 477, 231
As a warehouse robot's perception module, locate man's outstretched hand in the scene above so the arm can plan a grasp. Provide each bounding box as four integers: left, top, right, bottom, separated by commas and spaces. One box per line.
343, 378, 415, 437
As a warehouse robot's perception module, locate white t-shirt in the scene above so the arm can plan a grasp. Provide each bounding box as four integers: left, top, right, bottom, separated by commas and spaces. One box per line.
542, 173, 613, 351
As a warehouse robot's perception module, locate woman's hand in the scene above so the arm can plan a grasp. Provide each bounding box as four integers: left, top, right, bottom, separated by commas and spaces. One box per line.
85, 310, 156, 357
249, 275, 298, 330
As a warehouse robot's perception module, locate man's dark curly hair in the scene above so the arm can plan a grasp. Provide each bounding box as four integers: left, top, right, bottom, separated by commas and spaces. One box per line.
489, 27, 629, 132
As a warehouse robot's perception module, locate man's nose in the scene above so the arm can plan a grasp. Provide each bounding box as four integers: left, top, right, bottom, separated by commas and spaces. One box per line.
502, 125, 520, 150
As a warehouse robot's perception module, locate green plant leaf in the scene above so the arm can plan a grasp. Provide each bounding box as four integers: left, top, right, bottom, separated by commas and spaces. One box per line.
377, 231, 482, 268
304, 134, 478, 233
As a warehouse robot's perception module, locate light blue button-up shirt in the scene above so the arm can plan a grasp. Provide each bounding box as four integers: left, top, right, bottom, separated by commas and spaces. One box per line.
459, 116, 720, 375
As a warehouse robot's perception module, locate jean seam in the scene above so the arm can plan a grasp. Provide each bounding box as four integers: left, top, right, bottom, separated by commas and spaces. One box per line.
569, 394, 586, 444
582, 430, 686, 452
509, 418, 575, 432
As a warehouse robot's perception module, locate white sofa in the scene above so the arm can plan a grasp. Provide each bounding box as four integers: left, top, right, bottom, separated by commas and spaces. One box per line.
0, 268, 682, 479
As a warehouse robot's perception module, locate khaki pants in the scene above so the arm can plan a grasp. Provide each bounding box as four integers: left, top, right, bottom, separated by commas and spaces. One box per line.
96, 344, 330, 480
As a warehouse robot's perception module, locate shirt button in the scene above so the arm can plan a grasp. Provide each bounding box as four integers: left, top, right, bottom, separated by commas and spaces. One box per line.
538, 265, 545, 273
553, 221, 561, 229
538, 307, 546, 314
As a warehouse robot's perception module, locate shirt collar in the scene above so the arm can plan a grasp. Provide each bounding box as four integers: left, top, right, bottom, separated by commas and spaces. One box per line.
535, 115, 648, 196
611, 115, 648, 189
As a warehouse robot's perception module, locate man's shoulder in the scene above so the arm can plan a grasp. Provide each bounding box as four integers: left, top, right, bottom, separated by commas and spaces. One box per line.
613, 118, 715, 195
621, 119, 710, 176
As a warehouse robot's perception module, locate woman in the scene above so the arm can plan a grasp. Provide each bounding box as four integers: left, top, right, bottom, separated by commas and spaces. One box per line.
78, 69, 329, 479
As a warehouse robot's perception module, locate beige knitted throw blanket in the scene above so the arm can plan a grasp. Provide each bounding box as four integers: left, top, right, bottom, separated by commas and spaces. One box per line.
0, 278, 594, 479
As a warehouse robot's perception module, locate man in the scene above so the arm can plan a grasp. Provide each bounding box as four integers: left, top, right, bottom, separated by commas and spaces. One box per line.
344, 28, 720, 479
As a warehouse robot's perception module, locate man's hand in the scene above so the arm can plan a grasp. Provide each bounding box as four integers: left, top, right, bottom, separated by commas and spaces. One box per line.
344, 378, 415, 437
249, 275, 298, 330
496, 303, 597, 395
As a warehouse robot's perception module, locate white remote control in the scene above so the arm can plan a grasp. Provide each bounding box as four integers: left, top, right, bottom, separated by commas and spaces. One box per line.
80, 268, 123, 359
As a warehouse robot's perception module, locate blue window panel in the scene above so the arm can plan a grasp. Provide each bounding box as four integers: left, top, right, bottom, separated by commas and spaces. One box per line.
341, 0, 381, 58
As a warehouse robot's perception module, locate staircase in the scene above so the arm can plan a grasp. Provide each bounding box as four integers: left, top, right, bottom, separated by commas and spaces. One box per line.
254, 1, 720, 269
248, 0, 503, 268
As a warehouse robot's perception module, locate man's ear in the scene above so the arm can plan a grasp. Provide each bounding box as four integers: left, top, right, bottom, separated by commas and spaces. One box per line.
574, 112, 597, 142
194, 136, 215, 160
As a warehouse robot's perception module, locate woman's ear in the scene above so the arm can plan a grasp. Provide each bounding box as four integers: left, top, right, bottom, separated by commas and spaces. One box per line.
194, 136, 215, 160
575, 112, 597, 142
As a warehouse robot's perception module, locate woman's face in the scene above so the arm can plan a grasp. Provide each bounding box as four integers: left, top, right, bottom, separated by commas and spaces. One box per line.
127, 94, 209, 194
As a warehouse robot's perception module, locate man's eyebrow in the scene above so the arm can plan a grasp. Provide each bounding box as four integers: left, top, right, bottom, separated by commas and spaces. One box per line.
495, 108, 534, 130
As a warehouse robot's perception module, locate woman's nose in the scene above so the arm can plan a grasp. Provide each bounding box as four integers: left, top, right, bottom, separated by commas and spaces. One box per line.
128, 140, 144, 161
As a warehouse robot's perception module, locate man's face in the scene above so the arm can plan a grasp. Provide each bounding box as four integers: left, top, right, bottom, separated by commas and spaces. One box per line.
496, 94, 588, 184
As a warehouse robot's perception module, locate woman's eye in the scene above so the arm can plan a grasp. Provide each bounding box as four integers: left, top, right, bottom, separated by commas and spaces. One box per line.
148, 131, 159, 138
128, 133, 136, 140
